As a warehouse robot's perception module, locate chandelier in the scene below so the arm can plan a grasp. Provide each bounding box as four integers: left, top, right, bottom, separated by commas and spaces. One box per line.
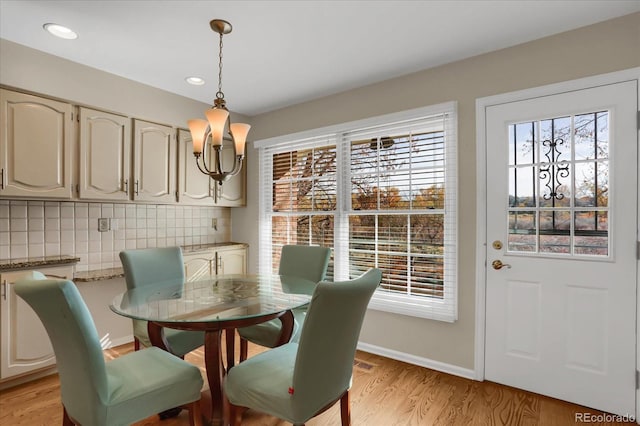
188, 19, 250, 184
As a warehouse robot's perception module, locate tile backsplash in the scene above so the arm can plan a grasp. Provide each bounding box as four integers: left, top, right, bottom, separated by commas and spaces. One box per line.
0, 200, 231, 272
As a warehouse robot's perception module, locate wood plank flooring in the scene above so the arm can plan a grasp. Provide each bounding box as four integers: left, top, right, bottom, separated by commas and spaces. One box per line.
0, 341, 632, 425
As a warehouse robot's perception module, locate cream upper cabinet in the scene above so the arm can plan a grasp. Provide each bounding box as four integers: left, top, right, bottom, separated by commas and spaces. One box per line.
0, 89, 73, 199
177, 129, 214, 205
178, 129, 245, 206
133, 119, 177, 203
213, 138, 246, 207
0, 265, 74, 380
79, 107, 131, 200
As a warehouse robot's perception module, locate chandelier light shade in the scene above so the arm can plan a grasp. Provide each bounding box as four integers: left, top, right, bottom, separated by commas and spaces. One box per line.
188, 19, 250, 184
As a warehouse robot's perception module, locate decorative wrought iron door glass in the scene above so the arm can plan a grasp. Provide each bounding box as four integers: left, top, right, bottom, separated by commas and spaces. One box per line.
507, 111, 609, 256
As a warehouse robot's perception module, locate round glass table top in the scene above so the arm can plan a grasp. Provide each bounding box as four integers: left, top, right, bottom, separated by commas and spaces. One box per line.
110, 274, 314, 324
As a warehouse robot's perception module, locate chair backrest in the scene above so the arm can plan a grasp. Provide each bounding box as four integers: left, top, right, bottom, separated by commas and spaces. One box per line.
14, 276, 109, 424
292, 268, 382, 416
119, 246, 185, 290
278, 245, 331, 283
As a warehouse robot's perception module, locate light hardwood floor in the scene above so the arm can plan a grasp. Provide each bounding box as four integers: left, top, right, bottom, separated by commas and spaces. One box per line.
0, 340, 632, 425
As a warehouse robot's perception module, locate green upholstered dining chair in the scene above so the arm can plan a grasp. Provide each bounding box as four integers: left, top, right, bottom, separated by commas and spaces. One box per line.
225, 268, 382, 426
237, 245, 331, 361
119, 247, 204, 357
14, 275, 204, 426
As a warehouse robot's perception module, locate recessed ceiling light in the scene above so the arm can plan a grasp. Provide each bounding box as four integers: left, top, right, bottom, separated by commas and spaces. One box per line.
185, 76, 206, 86
43, 23, 78, 40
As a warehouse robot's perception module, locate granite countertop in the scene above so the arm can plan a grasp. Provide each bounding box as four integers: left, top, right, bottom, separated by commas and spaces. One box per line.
0, 255, 80, 272
182, 242, 248, 253
74, 267, 124, 282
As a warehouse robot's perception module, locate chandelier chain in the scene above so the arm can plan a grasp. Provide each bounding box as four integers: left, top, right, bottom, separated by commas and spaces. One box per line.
217, 32, 224, 99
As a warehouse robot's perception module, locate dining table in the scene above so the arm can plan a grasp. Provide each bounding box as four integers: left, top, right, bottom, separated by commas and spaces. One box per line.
110, 273, 315, 426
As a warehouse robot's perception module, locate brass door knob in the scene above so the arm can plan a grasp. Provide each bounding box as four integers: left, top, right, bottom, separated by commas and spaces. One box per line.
492, 260, 511, 270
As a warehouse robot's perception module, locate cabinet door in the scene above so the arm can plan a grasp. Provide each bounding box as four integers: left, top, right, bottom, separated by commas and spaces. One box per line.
79, 107, 131, 200
0, 266, 73, 379
133, 119, 176, 203
0, 89, 73, 199
214, 138, 246, 207
183, 252, 215, 281
216, 248, 247, 275
177, 129, 214, 205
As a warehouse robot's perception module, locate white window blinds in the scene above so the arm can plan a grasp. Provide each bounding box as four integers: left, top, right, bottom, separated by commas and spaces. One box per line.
259, 134, 338, 277
258, 102, 457, 322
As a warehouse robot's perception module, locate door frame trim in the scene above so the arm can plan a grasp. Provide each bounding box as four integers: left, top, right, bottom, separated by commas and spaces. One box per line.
474, 68, 640, 413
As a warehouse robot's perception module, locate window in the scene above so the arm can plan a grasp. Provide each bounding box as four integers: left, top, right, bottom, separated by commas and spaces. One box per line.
265, 137, 338, 278
257, 102, 457, 322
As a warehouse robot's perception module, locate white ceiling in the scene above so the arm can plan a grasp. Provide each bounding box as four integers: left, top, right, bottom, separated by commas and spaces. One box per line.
1, 1, 639, 116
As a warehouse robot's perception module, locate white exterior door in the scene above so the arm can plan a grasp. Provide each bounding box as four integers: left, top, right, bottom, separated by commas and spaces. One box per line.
484, 80, 637, 416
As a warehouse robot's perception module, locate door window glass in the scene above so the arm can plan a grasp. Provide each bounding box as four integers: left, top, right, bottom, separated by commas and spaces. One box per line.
507, 111, 609, 257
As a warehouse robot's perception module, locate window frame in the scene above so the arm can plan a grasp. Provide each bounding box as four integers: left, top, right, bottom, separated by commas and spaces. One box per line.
256, 102, 458, 322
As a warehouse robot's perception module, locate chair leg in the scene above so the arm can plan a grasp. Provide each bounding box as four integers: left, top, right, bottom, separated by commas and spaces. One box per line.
239, 337, 248, 362
340, 390, 351, 426
226, 329, 236, 370
62, 406, 74, 426
134, 337, 141, 351
187, 400, 203, 426
158, 407, 182, 419
228, 401, 245, 426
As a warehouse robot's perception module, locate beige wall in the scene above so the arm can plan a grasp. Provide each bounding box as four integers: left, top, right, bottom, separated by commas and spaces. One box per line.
233, 12, 640, 369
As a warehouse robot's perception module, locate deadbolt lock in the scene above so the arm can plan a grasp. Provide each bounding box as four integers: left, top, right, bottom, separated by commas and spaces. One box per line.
492, 240, 503, 250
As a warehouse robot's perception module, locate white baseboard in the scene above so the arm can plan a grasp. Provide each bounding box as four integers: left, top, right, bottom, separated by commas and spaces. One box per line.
103, 335, 134, 349
357, 341, 476, 380
0, 366, 57, 391
102, 336, 479, 381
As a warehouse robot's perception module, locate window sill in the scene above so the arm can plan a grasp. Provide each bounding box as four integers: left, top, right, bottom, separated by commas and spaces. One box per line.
367, 292, 457, 323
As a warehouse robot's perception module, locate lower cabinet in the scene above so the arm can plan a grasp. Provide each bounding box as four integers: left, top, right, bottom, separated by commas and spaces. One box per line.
0, 265, 74, 381
183, 245, 247, 281
217, 247, 247, 275
183, 251, 216, 281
